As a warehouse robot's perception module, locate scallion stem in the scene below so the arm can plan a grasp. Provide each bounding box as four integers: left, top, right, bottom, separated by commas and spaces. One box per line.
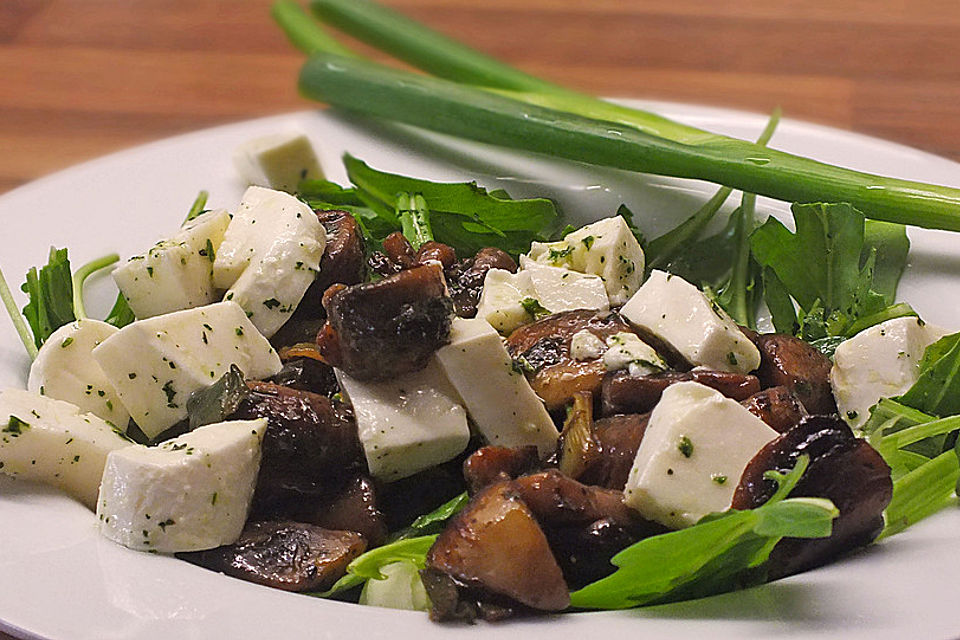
71, 254, 119, 321
0, 264, 39, 360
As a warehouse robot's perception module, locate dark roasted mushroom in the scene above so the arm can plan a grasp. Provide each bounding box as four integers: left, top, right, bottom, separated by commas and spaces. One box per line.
752, 333, 837, 415
267, 356, 341, 398
601, 369, 761, 416
178, 521, 366, 592
425, 481, 570, 617
445, 247, 518, 318
316, 263, 453, 380
741, 386, 808, 433
463, 445, 541, 495
303, 475, 388, 546
233, 381, 362, 513
732, 414, 892, 579
506, 309, 635, 410
579, 412, 650, 490
295, 210, 367, 318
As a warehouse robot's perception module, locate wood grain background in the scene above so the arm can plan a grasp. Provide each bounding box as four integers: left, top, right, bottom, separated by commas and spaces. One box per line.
2, 0, 960, 637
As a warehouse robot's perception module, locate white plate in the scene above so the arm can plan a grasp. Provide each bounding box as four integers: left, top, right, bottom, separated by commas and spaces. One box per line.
1, 102, 960, 640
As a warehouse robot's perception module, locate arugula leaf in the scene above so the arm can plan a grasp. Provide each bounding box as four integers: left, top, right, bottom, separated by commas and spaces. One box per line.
751, 203, 910, 340
315, 535, 438, 598
104, 294, 135, 329
569, 456, 838, 610
20, 247, 76, 349
615, 204, 646, 248
898, 332, 960, 416
343, 154, 559, 256
879, 449, 959, 540
298, 179, 366, 207
712, 193, 763, 328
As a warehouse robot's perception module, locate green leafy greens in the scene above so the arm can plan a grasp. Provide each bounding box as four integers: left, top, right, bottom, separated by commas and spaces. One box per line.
569, 456, 838, 610
751, 203, 913, 340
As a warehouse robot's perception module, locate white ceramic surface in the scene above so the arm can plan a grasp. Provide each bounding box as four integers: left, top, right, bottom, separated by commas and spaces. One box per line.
1, 102, 959, 640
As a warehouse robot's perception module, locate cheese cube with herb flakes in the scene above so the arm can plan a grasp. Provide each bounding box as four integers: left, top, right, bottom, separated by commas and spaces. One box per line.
519, 257, 609, 314
27, 319, 129, 426
113, 209, 231, 319
601, 332, 666, 376
336, 363, 470, 483
97, 418, 267, 553
527, 216, 645, 305
233, 132, 324, 193
831, 316, 948, 428
476, 268, 538, 334
214, 186, 325, 338
623, 381, 779, 529
435, 317, 559, 457
92, 302, 281, 439
620, 270, 760, 374
0, 389, 134, 510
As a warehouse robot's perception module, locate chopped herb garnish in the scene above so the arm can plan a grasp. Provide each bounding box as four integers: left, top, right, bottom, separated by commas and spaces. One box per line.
677, 435, 694, 458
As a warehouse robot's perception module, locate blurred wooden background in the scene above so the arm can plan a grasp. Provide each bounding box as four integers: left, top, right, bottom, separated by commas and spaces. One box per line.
4, 0, 960, 198
1, 0, 960, 636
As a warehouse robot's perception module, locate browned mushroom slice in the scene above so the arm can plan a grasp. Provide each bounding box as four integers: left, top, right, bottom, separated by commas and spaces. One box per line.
294, 210, 367, 319
600, 369, 761, 416
425, 481, 570, 614
316, 263, 453, 380
741, 386, 808, 433
752, 333, 837, 415
267, 356, 340, 398
506, 310, 635, 410
513, 470, 638, 529
446, 247, 518, 318
463, 445, 541, 494
732, 414, 892, 579
234, 382, 362, 513
178, 521, 366, 592
579, 412, 650, 490
304, 475, 387, 546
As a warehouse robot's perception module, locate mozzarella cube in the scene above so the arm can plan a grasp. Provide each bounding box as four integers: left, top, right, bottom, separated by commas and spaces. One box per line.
0, 389, 134, 509
215, 187, 325, 337
97, 418, 266, 553
621, 270, 760, 374
336, 363, 470, 482
113, 209, 231, 319
623, 381, 779, 528
92, 302, 281, 439
602, 332, 666, 376
476, 268, 537, 334
520, 256, 609, 314
570, 329, 606, 361
527, 216, 645, 305
831, 317, 948, 428
233, 132, 324, 193
435, 317, 559, 457
27, 319, 129, 426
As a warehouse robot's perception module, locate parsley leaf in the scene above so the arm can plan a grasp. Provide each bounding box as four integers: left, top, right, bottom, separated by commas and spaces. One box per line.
20, 247, 76, 349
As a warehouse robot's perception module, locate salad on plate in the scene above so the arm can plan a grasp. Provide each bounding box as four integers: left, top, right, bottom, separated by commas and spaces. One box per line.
2, 0, 960, 627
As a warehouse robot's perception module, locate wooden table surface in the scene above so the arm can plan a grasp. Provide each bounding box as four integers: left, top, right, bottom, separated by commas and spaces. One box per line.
2, 0, 960, 637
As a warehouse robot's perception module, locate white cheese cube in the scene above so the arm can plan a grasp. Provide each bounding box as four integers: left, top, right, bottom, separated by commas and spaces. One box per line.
215, 187, 325, 337
435, 317, 560, 457
620, 270, 760, 374
570, 329, 606, 361
113, 209, 231, 319
336, 363, 470, 482
831, 317, 948, 428
527, 216, 645, 305
0, 389, 134, 509
475, 268, 537, 334
623, 381, 778, 528
27, 320, 129, 426
97, 418, 266, 553
92, 302, 281, 439
602, 332, 666, 376
519, 256, 609, 314
233, 132, 324, 193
